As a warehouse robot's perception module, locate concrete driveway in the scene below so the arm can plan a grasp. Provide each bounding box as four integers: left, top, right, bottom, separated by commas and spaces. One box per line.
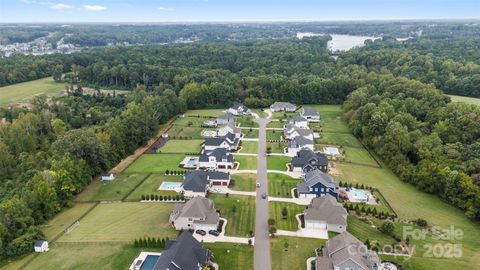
193, 218, 254, 244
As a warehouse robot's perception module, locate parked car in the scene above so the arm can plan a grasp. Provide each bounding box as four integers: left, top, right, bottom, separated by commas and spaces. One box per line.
208, 230, 220, 236
261, 193, 267, 199
256, 182, 261, 188
195, 230, 206, 236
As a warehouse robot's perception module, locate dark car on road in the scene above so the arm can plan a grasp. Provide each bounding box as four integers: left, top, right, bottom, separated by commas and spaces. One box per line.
261, 193, 267, 199
195, 230, 206, 236
208, 230, 220, 236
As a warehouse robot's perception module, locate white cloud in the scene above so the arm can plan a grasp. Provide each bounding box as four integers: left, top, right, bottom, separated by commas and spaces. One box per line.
51, 3, 72, 10
158, 7, 174, 11
84, 5, 107, 11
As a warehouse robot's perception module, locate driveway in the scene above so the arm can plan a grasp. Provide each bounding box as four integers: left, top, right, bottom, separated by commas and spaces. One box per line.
193, 218, 254, 244
268, 196, 311, 205
210, 186, 256, 197
254, 117, 272, 270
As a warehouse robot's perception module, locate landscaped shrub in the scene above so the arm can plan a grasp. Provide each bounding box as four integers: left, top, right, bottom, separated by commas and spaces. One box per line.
154, 194, 159, 201
379, 221, 395, 236
416, 218, 428, 227
159, 195, 164, 201
141, 195, 145, 200
150, 194, 154, 200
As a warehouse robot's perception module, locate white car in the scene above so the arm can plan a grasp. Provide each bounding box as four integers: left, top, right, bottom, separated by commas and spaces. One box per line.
256, 182, 261, 188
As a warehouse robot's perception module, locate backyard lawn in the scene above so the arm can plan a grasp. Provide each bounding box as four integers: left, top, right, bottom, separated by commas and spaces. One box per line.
237, 116, 258, 127
270, 236, 325, 270
230, 173, 257, 192
267, 142, 287, 153
57, 202, 177, 242
41, 203, 97, 240
242, 128, 259, 138
186, 109, 226, 117
167, 126, 205, 139
210, 194, 255, 237
267, 156, 291, 171
268, 173, 298, 198
172, 116, 207, 127
240, 141, 258, 154
342, 146, 379, 167
267, 120, 286, 128
125, 174, 182, 201
266, 129, 282, 140
204, 243, 253, 270
269, 202, 305, 231
125, 154, 188, 173
75, 173, 150, 202
0, 77, 65, 106
158, 139, 203, 153
316, 132, 363, 148
235, 155, 258, 170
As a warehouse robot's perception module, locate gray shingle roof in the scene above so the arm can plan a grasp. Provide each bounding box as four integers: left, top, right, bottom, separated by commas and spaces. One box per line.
302, 107, 320, 117
297, 169, 339, 193
199, 148, 234, 163
153, 231, 209, 270
172, 196, 219, 222
304, 194, 347, 226
289, 115, 308, 123
288, 136, 314, 148
34, 240, 46, 247
182, 171, 210, 192
291, 149, 328, 167
270, 102, 296, 111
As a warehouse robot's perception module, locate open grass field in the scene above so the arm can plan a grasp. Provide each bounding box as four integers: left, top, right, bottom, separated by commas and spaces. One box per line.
210, 194, 255, 237
251, 109, 268, 118
58, 202, 177, 242
240, 141, 258, 154
0, 77, 65, 106
230, 173, 257, 191
266, 129, 282, 140
125, 174, 182, 201
267, 120, 287, 128
342, 146, 379, 167
75, 173, 150, 202
347, 216, 394, 247
158, 139, 203, 153
204, 243, 254, 270
270, 111, 297, 120
237, 116, 258, 127
124, 153, 188, 173
269, 202, 305, 231
167, 125, 205, 139
242, 128, 259, 138
235, 155, 258, 170
268, 173, 298, 198
449, 95, 480, 106
267, 141, 287, 153
172, 116, 208, 127
267, 156, 291, 171
0, 254, 35, 270
316, 132, 363, 148
41, 203, 97, 240
270, 236, 325, 270
186, 109, 226, 117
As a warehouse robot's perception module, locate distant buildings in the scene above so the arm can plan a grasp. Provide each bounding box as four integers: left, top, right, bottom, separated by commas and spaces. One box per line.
216, 113, 236, 125
101, 173, 115, 181
34, 240, 49, 253
203, 132, 240, 151
300, 107, 320, 122
288, 115, 309, 129
284, 124, 314, 141
270, 102, 297, 112
227, 103, 251, 116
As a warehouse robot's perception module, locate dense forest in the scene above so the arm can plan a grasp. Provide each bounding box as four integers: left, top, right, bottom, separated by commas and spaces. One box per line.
0, 22, 479, 259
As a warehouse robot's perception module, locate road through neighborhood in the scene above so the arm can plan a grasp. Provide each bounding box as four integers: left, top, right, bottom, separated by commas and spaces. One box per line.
254, 117, 272, 270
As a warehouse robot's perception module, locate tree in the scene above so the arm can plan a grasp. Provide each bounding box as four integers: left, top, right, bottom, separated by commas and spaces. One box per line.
281, 207, 288, 219
52, 64, 63, 81
232, 205, 237, 213
379, 221, 395, 236
283, 241, 289, 251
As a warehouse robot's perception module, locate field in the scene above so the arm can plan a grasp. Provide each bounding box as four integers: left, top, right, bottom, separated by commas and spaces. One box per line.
230, 173, 257, 191
315, 132, 363, 148
75, 173, 150, 202
172, 116, 207, 127
240, 141, 258, 154
125, 174, 182, 201
204, 243, 254, 270
167, 126, 205, 139
342, 146, 379, 167
237, 116, 258, 127
270, 236, 325, 270
269, 202, 305, 231
158, 139, 203, 153
185, 109, 226, 117
41, 203, 97, 240
267, 142, 287, 153
268, 173, 298, 198
0, 77, 65, 106
124, 153, 188, 173
449, 95, 480, 106
58, 202, 177, 242
235, 155, 258, 170
210, 194, 255, 237
267, 120, 286, 128
267, 156, 291, 171
266, 129, 282, 140
242, 128, 259, 138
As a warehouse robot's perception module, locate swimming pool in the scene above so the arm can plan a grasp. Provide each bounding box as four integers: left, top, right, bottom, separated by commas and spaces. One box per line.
140, 255, 160, 270
350, 188, 368, 201
323, 147, 340, 156
159, 181, 182, 190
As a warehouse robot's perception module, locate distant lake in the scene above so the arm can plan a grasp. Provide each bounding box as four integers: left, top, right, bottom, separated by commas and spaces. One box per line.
296, 32, 381, 52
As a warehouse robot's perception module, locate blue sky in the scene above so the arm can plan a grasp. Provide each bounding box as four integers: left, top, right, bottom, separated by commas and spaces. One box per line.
1, 0, 479, 23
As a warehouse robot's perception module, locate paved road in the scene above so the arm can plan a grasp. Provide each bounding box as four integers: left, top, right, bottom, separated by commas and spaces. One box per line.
254, 117, 272, 270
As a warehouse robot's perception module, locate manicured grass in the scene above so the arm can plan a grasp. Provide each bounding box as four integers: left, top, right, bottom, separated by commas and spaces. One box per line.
268, 173, 298, 198
242, 128, 259, 138
342, 146, 379, 167
347, 216, 393, 247
449, 95, 480, 106
270, 236, 325, 270
240, 141, 258, 154
316, 132, 363, 148
75, 173, 150, 202
41, 203, 97, 240
21, 243, 160, 270
58, 202, 177, 242
230, 173, 257, 192
167, 125, 205, 139
235, 155, 258, 170
237, 116, 258, 127
271, 111, 297, 120
267, 156, 291, 171
251, 109, 268, 118
210, 194, 255, 237
0, 77, 65, 106
204, 243, 254, 270
186, 109, 226, 117
0, 254, 35, 270
172, 116, 207, 127
269, 202, 305, 231
266, 129, 282, 140
267, 120, 286, 128
267, 142, 287, 153
125, 154, 188, 173
158, 139, 203, 153
125, 174, 182, 201
306, 105, 351, 133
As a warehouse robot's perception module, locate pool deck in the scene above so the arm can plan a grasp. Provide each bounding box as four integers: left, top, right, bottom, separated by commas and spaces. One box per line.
129, 252, 162, 270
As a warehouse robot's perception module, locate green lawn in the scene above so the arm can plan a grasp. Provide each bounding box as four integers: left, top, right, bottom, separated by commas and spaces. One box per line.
0, 77, 65, 106
448, 95, 480, 106
251, 109, 268, 118
235, 155, 258, 170
125, 174, 182, 201
342, 146, 379, 167
58, 202, 177, 242
237, 116, 258, 127
347, 216, 394, 247
269, 202, 305, 231
267, 120, 286, 128
172, 116, 207, 127
125, 154, 188, 173
267, 156, 291, 171
316, 132, 363, 148
204, 243, 253, 270
230, 173, 257, 192
75, 173, 150, 202
268, 173, 298, 198
267, 142, 287, 153
240, 141, 258, 154
41, 203, 97, 240
186, 109, 226, 117
270, 236, 325, 270
271, 111, 297, 120
158, 139, 203, 153
242, 128, 259, 138
210, 194, 255, 237
167, 125, 205, 139
266, 129, 282, 140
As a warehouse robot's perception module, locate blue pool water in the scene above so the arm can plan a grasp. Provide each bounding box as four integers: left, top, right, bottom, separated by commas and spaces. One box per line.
351, 188, 368, 201
159, 181, 182, 190
140, 255, 160, 270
